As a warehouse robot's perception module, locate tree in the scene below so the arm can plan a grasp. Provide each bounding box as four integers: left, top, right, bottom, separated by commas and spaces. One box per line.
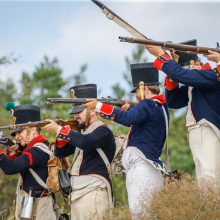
111, 83, 125, 99
19, 71, 34, 104
111, 45, 147, 99
32, 56, 66, 107
71, 64, 87, 86
0, 53, 20, 66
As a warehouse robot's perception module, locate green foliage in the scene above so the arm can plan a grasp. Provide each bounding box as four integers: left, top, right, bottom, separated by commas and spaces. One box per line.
0, 79, 16, 107
19, 71, 35, 104
111, 45, 147, 99
167, 110, 194, 173
123, 45, 147, 90
0, 53, 20, 66
70, 64, 87, 86
112, 175, 128, 206
111, 83, 125, 99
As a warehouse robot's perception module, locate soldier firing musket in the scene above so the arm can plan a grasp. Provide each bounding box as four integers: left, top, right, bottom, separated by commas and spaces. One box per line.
119, 36, 220, 54
0, 104, 58, 219
46, 97, 136, 108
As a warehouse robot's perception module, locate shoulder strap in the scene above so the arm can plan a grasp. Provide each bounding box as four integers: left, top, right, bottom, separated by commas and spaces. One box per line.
33, 142, 53, 157
161, 105, 170, 170
96, 148, 111, 175
68, 147, 80, 173
29, 168, 49, 189
28, 142, 52, 190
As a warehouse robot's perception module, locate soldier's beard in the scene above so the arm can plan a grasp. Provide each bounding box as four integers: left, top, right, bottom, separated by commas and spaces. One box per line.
78, 122, 86, 130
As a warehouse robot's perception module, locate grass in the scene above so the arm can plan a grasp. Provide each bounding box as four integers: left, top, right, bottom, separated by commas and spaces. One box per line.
2, 173, 220, 220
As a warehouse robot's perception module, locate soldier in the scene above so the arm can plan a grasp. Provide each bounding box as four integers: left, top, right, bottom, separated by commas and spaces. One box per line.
145, 40, 220, 190
43, 84, 116, 220
84, 64, 169, 219
0, 104, 57, 220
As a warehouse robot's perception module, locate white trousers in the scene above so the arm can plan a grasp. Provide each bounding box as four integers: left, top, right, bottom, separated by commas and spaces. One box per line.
189, 125, 220, 189
71, 187, 110, 220
122, 147, 164, 219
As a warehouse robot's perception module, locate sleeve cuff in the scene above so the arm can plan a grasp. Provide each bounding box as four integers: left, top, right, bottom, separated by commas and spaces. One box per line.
154, 53, 172, 70
5, 148, 18, 160
0, 149, 3, 154
164, 76, 178, 90
56, 126, 71, 148
99, 103, 114, 115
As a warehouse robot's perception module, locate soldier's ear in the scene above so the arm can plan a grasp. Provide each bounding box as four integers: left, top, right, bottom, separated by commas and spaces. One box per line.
31, 127, 38, 134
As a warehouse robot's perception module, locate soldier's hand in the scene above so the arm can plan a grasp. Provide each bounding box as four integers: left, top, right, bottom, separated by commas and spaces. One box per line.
7, 144, 19, 156
84, 99, 98, 110
205, 50, 220, 63
42, 119, 62, 134
145, 44, 165, 57
121, 99, 130, 111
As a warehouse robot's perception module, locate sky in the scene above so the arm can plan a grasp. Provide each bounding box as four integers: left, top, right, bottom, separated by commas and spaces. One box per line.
0, 0, 220, 98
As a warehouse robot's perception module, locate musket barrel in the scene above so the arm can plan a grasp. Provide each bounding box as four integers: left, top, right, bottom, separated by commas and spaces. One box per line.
91, 0, 149, 40
46, 98, 88, 104
46, 97, 135, 107
119, 36, 220, 54
91, 0, 104, 9
0, 125, 12, 130
0, 119, 79, 131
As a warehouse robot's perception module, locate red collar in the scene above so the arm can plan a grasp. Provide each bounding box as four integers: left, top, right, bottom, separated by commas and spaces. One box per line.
151, 94, 166, 105
23, 135, 46, 152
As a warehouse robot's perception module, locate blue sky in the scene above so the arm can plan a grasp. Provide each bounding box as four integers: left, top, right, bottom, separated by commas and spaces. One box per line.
1, 0, 220, 98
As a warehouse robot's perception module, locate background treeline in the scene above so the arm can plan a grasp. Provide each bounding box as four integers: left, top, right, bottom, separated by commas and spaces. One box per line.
0, 46, 194, 217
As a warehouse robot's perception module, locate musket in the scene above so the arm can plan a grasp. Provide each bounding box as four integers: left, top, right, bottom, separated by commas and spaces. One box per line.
119, 37, 220, 54
0, 131, 14, 147
0, 119, 79, 131
91, 0, 148, 40
46, 97, 135, 108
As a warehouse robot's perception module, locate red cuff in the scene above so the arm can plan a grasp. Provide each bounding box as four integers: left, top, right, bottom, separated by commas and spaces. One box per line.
6, 148, 18, 160
60, 126, 71, 135
201, 63, 212, 70
99, 113, 115, 121
100, 103, 114, 115
154, 53, 172, 70
56, 126, 71, 148
0, 149, 3, 154
164, 76, 178, 91
217, 65, 220, 72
